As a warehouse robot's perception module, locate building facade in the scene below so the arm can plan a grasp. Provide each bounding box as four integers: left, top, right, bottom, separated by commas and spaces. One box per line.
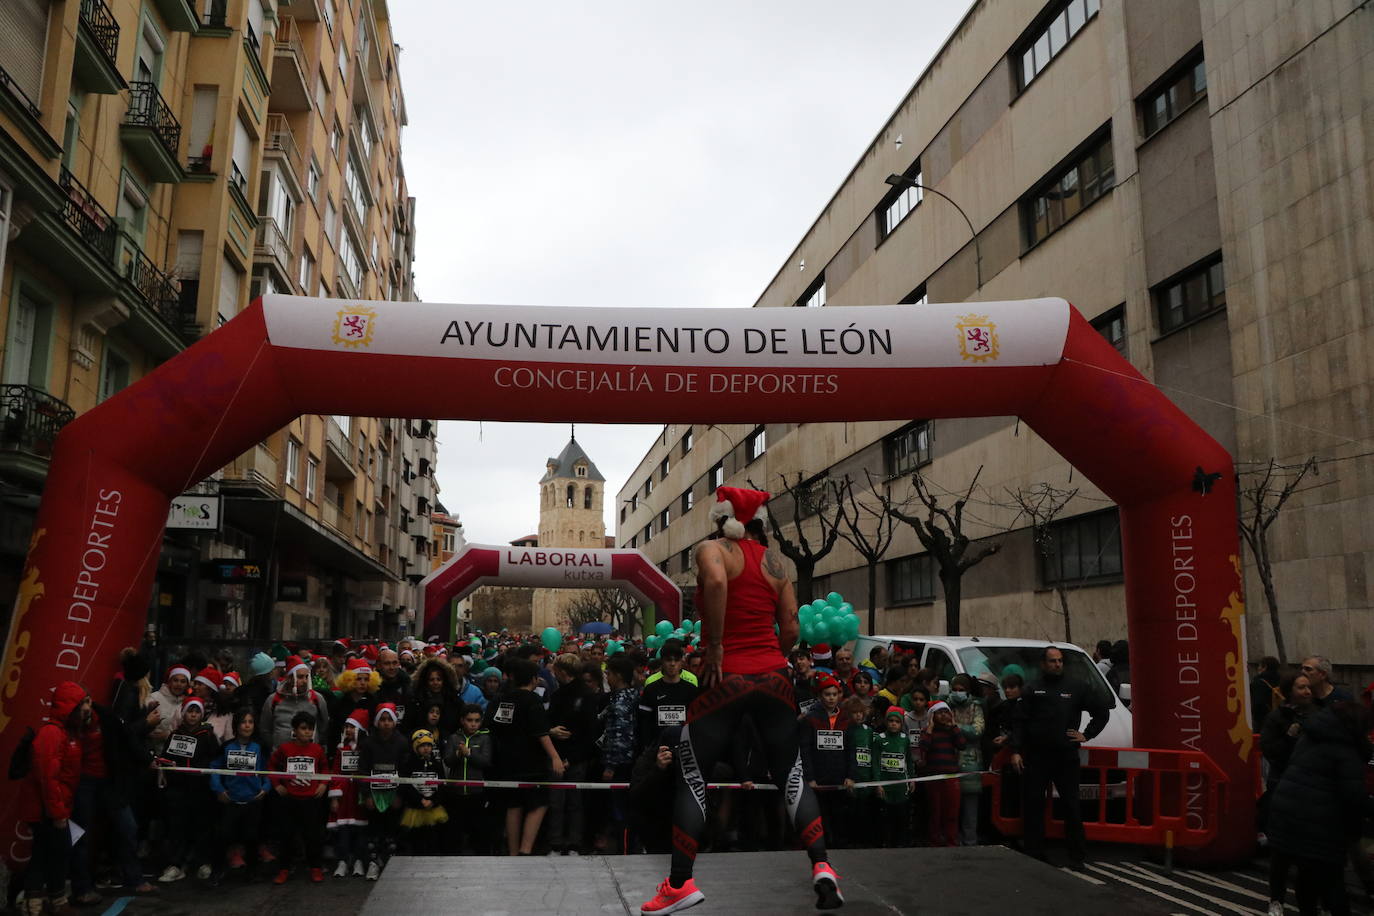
532, 437, 606, 630
617, 0, 1374, 665
0, 0, 435, 644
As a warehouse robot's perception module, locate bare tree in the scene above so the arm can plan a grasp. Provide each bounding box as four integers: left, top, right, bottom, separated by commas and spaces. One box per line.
748, 471, 844, 604
1006, 482, 1080, 643
562, 589, 643, 636
1237, 457, 1318, 664
889, 466, 1002, 637
834, 473, 897, 634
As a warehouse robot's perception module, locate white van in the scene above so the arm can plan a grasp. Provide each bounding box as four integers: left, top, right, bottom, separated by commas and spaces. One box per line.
852, 635, 1133, 748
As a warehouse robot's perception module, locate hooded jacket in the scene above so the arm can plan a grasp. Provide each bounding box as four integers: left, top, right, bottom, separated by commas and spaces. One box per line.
259, 681, 331, 750
1266, 706, 1372, 862
21, 681, 86, 822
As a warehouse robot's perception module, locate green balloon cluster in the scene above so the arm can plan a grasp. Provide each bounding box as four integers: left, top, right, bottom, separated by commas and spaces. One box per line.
647, 617, 701, 652
605, 639, 623, 657
798, 592, 860, 646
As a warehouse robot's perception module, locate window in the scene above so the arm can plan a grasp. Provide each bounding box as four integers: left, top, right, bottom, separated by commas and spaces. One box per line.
285, 438, 301, 488
305, 457, 317, 501
924, 647, 958, 685
323, 197, 338, 245
796, 276, 826, 308
299, 248, 314, 291
681, 489, 694, 514
1142, 55, 1206, 137
314, 75, 328, 117
345, 155, 370, 219
307, 157, 320, 200
631, 494, 638, 511
681, 428, 693, 455
659, 508, 670, 530
340, 232, 364, 289
680, 548, 692, 574
337, 40, 349, 82
643, 524, 652, 544
1155, 256, 1224, 333
1016, 0, 1100, 91
583, 486, 593, 509
332, 122, 344, 160
709, 462, 724, 489
566, 484, 575, 508
98, 346, 131, 403
1092, 304, 1125, 355
442, 530, 456, 552
795, 472, 831, 519
1040, 508, 1123, 586
575, 464, 587, 477
1022, 128, 1114, 248
900, 283, 928, 306
629, 535, 637, 549
660, 456, 670, 480
885, 420, 932, 476
880, 160, 923, 240
644, 477, 653, 496
620, 506, 626, 523
888, 553, 935, 604
746, 426, 766, 461
322, 0, 333, 33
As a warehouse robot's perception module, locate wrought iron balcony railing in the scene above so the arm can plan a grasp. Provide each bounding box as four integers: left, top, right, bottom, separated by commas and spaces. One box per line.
0, 385, 76, 461
229, 161, 248, 197
57, 167, 117, 262
79, 0, 121, 66
119, 234, 187, 336
124, 81, 181, 161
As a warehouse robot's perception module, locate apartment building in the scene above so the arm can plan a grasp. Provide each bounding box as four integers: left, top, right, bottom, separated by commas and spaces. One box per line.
0, 0, 434, 643
617, 0, 1374, 664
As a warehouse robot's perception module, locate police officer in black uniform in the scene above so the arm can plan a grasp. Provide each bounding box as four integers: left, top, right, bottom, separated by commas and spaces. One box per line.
1009, 645, 1109, 866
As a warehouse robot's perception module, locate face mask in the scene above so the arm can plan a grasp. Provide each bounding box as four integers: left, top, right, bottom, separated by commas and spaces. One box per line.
950, 690, 969, 704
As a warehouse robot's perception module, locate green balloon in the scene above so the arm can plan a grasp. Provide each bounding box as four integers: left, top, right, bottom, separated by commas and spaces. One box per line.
693, 620, 702, 634
810, 600, 829, 613
540, 627, 563, 652
655, 620, 674, 637
646, 635, 662, 650
826, 592, 844, 607
838, 603, 853, 616
812, 620, 831, 642
799, 607, 815, 625
606, 639, 622, 656
800, 622, 817, 644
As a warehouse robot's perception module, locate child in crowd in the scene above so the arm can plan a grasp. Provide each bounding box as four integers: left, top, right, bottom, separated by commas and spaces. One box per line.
159, 696, 222, 882
919, 700, 967, 847
600, 655, 639, 854
842, 696, 878, 846
209, 708, 270, 880
268, 710, 329, 884
359, 702, 407, 879
802, 675, 850, 847
328, 709, 369, 877
398, 729, 448, 855
873, 705, 912, 848
945, 674, 986, 846
443, 703, 493, 855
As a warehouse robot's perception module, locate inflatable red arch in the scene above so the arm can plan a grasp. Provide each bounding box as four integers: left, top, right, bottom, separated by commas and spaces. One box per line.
0, 295, 1253, 860
420, 542, 681, 636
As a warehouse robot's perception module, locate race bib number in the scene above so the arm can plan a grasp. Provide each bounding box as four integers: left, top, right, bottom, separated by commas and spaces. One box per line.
657, 705, 686, 726
494, 702, 515, 724
798, 698, 819, 716
855, 748, 872, 768
226, 749, 256, 770
880, 752, 905, 773
341, 751, 359, 772
816, 730, 844, 750
286, 756, 315, 776
167, 735, 196, 758
371, 768, 398, 790
418, 781, 436, 798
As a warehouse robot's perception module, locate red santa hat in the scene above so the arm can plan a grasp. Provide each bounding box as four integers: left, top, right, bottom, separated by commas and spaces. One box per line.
710, 486, 770, 540
927, 700, 952, 717
810, 643, 834, 663
345, 657, 372, 678
333, 637, 352, 652
374, 703, 398, 724
284, 655, 309, 677
345, 708, 370, 733
193, 666, 222, 691
181, 696, 205, 715
165, 664, 192, 685
220, 671, 241, 690
423, 645, 442, 657
360, 644, 380, 663
399, 648, 415, 660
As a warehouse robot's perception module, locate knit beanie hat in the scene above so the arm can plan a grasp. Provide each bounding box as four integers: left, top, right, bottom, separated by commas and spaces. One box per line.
411, 729, 435, 751
884, 704, 905, 721
250, 652, 275, 677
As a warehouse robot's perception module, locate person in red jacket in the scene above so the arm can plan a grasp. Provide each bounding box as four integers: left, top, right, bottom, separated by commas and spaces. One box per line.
268, 710, 330, 884
22, 681, 90, 915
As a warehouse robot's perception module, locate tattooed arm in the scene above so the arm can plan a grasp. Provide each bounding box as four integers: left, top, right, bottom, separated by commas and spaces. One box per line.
762, 548, 800, 656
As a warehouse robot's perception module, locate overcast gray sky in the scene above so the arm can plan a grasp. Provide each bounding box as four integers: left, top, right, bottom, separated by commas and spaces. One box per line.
391, 2, 973, 545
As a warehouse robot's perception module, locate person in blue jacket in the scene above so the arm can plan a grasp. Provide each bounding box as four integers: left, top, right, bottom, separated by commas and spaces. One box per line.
209, 707, 271, 880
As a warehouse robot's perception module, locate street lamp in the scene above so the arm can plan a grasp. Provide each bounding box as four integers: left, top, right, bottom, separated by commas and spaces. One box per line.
884, 173, 982, 290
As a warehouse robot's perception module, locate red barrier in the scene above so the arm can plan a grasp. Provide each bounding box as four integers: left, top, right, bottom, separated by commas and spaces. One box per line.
987, 746, 1229, 849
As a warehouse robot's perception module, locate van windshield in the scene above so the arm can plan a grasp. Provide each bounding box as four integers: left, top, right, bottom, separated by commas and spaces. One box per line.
956, 646, 1117, 710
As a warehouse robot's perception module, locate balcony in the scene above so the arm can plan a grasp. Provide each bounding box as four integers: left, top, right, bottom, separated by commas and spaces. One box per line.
270, 18, 312, 112
324, 419, 354, 481
58, 167, 118, 266
222, 444, 280, 495
116, 233, 196, 356
263, 114, 302, 176
74, 0, 126, 94
202, 0, 228, 29
278, 0, 320, 22
120, 82, 183, 183
254, 216, 292, 280
0, 386, 76, 482
321, 498, 348, 535
152, 0, 199, 32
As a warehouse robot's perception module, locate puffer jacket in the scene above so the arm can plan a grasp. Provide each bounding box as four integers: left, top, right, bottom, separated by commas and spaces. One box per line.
1266, 706, 1372, 862
259, 683, 331, 750
21, 681, 86, 822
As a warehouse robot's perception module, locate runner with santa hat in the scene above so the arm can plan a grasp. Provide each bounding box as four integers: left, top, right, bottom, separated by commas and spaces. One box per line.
641, 486, 842, 914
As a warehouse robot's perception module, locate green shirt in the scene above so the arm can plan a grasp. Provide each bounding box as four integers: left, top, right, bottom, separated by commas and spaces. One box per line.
871, 729, 912, 804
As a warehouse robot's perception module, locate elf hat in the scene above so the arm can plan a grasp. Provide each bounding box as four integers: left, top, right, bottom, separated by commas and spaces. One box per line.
181, 696, 205, 715
709, 486, 770, 540
811, 643, 834, 663
815, 675, 841, 693
193, 667, 222, 691
884, 704, 906, 721
411, 729, 435, 751
284, 655, 309, 677
374, 703, 399, 724
927, 700, 952, 716
220, 671, 242, 690
345, 709, 370, 733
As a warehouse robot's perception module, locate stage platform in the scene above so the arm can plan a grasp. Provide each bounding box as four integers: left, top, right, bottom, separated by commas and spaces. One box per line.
361, 847, 1174, 915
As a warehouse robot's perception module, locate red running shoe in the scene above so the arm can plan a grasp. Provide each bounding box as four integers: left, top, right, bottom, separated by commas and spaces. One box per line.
640, 877, 705, 914
272, 869, 290, 885
812, 862, 844, 909
226, 847, 245, 869
309, 868, 324, 883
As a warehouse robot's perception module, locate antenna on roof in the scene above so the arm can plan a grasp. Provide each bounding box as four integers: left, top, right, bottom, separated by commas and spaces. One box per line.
570, 423, 576, 441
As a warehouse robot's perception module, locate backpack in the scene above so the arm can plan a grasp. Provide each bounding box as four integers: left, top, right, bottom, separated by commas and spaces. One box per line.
7, 727, 36, 780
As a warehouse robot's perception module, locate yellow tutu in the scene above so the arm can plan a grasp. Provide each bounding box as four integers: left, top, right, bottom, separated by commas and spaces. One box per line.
400, 805, 449, 829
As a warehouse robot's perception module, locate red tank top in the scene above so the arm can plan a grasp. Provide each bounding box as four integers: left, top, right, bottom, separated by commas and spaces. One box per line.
720, 539, 785, 675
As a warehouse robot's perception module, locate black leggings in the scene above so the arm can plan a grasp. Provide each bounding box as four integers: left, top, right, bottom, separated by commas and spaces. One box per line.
670, 670, 827, 883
